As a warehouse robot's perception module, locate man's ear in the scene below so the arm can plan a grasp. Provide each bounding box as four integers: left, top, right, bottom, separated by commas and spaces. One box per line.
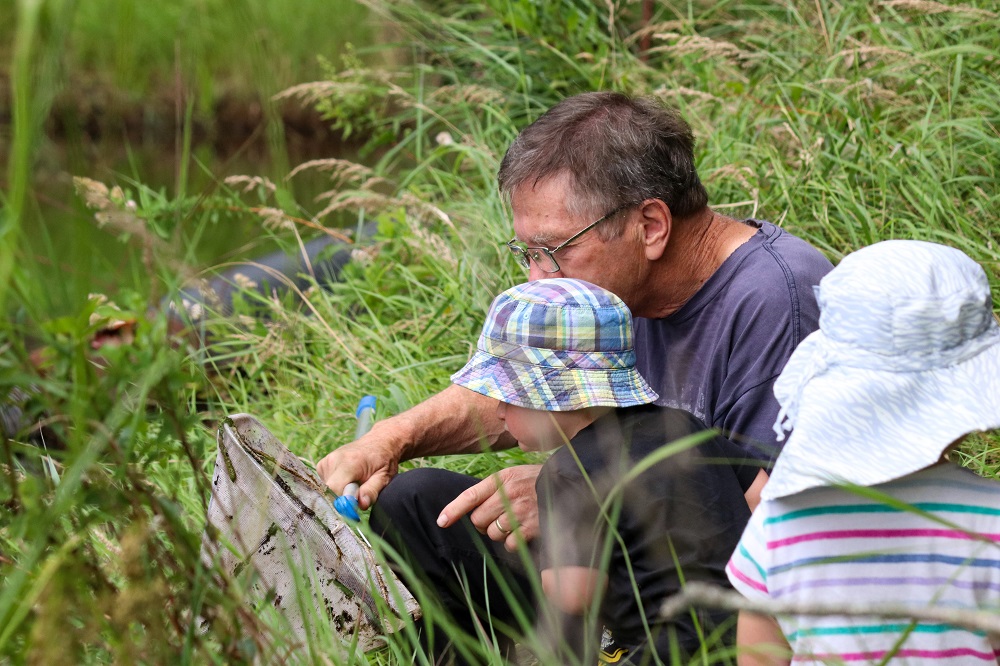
638, 199, 671, 261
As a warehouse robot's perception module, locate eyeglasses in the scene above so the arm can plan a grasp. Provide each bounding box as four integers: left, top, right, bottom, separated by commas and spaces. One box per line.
505, 201, 638, 273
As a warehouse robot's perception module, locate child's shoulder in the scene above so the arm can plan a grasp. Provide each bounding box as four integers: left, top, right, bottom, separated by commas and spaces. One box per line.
542, 404, 748, 494
553, 404, 718, 468
617, 405, 751, 476
902, 462, 1000, 498
760, 463, 1000, 517
595, 403, 719, 451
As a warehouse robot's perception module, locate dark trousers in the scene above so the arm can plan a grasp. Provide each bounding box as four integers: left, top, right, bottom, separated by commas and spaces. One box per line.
369, 468, 538, 663
370, 469, 681, 664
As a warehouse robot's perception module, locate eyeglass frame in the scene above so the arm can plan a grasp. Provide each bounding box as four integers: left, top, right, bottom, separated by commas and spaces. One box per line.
505, 200, 641, 273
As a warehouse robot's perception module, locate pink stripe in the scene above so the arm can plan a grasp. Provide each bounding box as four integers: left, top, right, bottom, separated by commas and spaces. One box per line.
797, 648, 1000, 662
769, 529, 1000, 548
726, 561, 767, 593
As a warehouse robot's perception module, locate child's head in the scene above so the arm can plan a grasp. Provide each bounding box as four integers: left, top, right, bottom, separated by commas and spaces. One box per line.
765, 240, 1000, 499
451, 278, 658, 451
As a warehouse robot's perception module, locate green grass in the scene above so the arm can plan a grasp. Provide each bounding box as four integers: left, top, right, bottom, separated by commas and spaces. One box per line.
2, 0, 1000, 662
0, 0, 375, 102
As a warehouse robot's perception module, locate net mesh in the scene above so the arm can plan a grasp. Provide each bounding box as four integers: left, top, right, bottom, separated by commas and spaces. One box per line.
201, 413, 420, 650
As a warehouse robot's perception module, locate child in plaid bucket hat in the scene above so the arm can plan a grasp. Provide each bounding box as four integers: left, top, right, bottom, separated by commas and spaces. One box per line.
452, 278, 758, 664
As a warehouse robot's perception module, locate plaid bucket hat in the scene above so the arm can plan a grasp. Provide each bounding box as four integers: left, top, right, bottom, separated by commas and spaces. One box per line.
763, 240, 1000, 500
450, 278, 658, 411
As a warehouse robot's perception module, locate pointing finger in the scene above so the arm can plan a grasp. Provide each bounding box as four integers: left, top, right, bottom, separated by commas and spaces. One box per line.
436, 475, 501, 529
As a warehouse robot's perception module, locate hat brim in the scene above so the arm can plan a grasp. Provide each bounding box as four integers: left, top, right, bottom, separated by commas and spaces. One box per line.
763, 331, 1000, 500
451, 350, 659, 412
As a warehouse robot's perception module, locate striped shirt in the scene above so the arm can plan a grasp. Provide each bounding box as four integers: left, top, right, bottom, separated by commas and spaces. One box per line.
727, 464, 1000, 664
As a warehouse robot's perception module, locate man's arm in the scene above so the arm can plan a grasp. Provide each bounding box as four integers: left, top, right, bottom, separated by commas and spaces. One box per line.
317, 384, 511, 507
317, 385, 544, 543
736, 611, 790, 666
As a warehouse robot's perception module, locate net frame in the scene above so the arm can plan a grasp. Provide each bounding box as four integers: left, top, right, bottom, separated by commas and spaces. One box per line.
201, 413, 420, 650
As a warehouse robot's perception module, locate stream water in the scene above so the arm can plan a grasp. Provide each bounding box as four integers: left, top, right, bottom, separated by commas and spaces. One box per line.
15, 120, 355, 314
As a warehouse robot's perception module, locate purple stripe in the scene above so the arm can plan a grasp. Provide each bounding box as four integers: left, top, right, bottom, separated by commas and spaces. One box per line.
771, 552, 1000, 574
797, 647, 1000, 661
772, 576, 1000, 598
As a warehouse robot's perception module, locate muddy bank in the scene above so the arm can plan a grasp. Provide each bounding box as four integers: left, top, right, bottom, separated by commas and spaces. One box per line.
0, 73, 362, 164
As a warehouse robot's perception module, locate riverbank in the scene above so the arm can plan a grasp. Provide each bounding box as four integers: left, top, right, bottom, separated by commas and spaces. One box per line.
0, 73, 360, 164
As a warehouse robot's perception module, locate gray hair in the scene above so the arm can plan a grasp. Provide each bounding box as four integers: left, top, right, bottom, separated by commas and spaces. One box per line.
497, 92, 709, 238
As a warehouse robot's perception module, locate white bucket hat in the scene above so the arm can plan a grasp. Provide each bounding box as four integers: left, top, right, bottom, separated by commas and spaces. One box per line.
763, 240, 1000, 500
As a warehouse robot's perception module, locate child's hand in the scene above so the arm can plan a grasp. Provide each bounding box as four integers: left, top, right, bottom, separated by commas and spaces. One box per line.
541, 566, 607, 615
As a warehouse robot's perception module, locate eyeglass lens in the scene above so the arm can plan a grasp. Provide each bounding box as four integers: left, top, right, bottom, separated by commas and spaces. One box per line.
508, 244, 560, 272
508, 244, 530, 269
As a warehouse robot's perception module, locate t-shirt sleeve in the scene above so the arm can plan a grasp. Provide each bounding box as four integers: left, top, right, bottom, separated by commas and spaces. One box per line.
722, 379, 784, 463
726, 503, 771, 602
706, 431, 766, 493
718, 235, 829, 463
535, 462, 607, 573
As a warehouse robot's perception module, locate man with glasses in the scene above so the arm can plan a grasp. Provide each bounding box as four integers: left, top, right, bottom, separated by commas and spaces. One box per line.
317, 92, 832, 657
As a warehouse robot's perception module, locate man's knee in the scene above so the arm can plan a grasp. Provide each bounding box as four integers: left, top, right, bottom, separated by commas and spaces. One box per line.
372, 468, 478, 536
381, 467, 462, 502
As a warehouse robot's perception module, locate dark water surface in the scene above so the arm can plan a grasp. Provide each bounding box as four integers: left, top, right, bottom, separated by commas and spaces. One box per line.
15, 126, 354, 315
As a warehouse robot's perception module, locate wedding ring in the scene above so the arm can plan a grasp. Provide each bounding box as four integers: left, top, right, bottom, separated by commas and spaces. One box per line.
495, 516, 512, 535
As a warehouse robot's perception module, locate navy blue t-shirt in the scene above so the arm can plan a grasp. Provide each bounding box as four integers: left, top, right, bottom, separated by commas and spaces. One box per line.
634, 220, 832, 462
535, 404, 753, 660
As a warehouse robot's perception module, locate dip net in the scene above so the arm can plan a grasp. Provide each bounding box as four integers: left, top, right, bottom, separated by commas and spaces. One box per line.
201, 414, 420, 649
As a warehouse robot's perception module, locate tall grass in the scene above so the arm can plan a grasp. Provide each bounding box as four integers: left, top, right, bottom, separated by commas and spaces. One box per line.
1, 0, 72, 315
2, 0, 999, 662
0, 0, 377, 316
0, 0, 374, 102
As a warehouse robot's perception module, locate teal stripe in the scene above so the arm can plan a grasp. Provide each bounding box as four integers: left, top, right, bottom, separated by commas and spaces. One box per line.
764, 503, 1000, 525
738, 543, 767, 581
764, 504, 897, 525
787, 623, 985, 641
916, 503, 1000, 516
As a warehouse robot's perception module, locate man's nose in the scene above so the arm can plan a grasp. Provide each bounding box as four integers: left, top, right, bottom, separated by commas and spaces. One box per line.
529, 263, 561, 281
496, 400, 506, 420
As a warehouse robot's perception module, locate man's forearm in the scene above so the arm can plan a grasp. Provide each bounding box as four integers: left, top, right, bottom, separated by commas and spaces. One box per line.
391, 384, 515, 461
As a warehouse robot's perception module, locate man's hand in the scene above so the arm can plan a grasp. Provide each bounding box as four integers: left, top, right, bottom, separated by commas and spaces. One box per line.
436, 464, 542, 552
316, 422, 402, 509
316, 385, 512, 508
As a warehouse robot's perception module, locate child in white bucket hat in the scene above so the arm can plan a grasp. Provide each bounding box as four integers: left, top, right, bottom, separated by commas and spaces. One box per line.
451, 278, 758, 664
726, 240, 1000, 664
